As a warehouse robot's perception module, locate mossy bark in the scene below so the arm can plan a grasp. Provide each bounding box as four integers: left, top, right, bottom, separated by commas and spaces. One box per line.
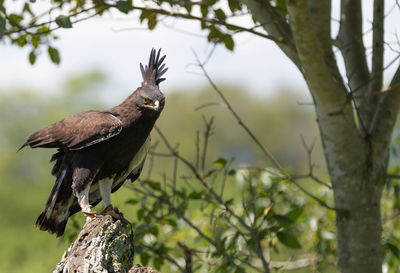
54, 215, 155, 273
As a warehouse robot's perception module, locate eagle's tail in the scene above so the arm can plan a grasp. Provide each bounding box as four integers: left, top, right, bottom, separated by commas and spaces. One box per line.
36, 169, 70, 237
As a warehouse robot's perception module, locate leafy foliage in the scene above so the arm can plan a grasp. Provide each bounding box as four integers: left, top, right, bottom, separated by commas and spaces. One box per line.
0, 0, 261, 64
115, 118, 338, 272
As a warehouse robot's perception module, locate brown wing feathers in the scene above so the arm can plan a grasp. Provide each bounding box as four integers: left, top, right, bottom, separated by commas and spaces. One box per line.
19, 111, 122, 151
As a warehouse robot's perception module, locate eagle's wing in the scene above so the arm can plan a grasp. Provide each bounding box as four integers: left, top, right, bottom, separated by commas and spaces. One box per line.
20, 110, 122, 151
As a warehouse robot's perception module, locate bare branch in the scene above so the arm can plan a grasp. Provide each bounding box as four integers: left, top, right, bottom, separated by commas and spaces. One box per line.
153, 126, 258, 229
201, 116, 214, 174
142, 243, 186, 272
192, 51, 336, 211
337, 0, 370, 95
371, 64, 400, 143
113, 4, 281, 42
308, 0, 342, 83
369, 0, 385, 96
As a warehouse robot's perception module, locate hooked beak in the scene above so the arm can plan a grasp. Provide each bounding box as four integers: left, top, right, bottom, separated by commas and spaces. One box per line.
144, 100, 161, 112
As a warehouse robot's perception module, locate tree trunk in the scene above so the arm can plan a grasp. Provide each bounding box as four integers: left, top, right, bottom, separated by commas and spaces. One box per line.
54, 215, 159, 273
323, 131, 387, 273
334, 175, 384, 273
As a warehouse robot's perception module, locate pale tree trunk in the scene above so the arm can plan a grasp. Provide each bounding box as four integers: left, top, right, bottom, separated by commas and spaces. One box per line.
281, 0, 400, 272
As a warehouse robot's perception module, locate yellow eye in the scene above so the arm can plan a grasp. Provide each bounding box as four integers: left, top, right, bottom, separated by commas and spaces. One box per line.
160, 99, 165, 106
142, 98, 150, 104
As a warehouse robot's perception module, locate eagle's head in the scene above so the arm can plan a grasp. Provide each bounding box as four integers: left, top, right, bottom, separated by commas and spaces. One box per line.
136, 86, 165, 115
136, 48, 167, 117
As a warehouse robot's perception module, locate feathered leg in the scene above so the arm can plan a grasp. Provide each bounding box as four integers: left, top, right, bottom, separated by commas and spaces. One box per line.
99, 180, 129, 224
72, 167, 99, 220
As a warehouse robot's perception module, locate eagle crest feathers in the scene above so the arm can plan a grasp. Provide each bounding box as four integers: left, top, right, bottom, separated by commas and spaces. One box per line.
140, 48, 168, 87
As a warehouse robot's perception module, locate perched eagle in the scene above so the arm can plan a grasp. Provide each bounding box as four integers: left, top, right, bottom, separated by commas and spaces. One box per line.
19, 49, 167, 237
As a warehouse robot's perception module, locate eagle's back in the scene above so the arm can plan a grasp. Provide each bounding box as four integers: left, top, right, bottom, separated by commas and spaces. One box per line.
36, 114, 154, 236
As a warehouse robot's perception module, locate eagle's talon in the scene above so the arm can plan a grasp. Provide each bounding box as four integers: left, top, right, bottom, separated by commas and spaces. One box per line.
83, 211, 100, 221
101, 207, 130, 225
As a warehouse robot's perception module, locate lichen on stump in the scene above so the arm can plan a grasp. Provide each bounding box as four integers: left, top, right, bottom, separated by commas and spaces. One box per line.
54, 215, 135, 273
129, 264, 159, 273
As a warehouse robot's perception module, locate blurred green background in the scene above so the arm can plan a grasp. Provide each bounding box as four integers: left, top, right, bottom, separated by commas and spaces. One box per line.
2, 71, 400, 272
0, 70, 325, 272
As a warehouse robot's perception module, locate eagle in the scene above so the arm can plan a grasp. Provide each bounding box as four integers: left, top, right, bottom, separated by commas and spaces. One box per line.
19, 48, 167, 237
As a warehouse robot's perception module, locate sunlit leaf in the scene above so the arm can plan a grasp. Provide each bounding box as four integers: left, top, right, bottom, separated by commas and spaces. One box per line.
286, 207, 303, 221
8, 13, 23, 26
263, 202, 274, 216
214, 157, 227, 168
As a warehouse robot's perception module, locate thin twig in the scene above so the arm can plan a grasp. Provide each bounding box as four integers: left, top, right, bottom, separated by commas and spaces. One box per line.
154, 126, 255, 231
192, 51, 336, 211
141, 243, 185, 272
201, 116, 214, 174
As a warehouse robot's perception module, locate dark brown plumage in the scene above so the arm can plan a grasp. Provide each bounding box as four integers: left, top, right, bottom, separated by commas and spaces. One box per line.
20, 48, 167, 237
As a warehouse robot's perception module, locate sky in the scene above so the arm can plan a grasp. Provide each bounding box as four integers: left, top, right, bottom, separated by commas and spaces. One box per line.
0, 1, 399, 105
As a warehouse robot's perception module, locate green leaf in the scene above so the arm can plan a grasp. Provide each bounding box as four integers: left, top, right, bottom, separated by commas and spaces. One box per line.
137, 209, 145, 220
149, 225, 158, 236
228, 0, 242, 12
214, 8, 226, 21
48, 46, 60, 64
228, 169, 236, 176
125, 198, 138, 205
23, 3, 34, 16
277, 231, 301, 249
8, 13, 23, 26
141, 252, 150, 265
273, 215, 294, 226
205, 169, 216, 177
16, 34, 27, 47
31, 35, 40, 48
223, 35, 234, 51
188, 190, 205, 199
200, 5, 209, 17
140, 10, 157, 30
116, 0, 132, 14
55, 15, 72, 28
37, 26, 50, 35
286, 207, 303, 221
384, 242, 400, 259
147, 12, 157, 30
214, 157, 227, 168
29, 51, 36, 65
274, 0, 288, 17
0, 6, 5, 39
158, 218, 177, 227
153, 256, 163, 270
144, 180, 161, 190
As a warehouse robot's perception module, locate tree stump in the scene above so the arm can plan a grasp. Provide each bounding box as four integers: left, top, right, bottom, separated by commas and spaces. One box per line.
54, 215, 138, 273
